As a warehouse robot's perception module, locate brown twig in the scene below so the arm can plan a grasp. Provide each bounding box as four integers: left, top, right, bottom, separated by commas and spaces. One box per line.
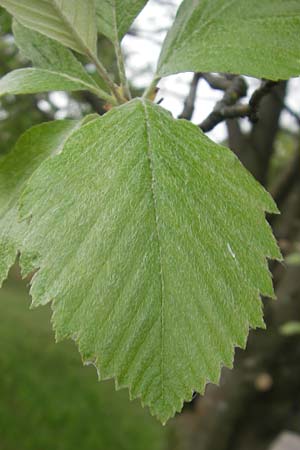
199, 77, 279, 133
248, 80, 278, 121
271, 149, 300, 209
199, 75, 248, 132
178, 73, 202, 120
202, 73, 232, 91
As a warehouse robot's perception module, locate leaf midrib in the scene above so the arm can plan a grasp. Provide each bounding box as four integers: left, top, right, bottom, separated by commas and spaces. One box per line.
141, 99, 166, 402
50, 0, 93, 54
111, 0, 119, 43
3, 67, 100, 94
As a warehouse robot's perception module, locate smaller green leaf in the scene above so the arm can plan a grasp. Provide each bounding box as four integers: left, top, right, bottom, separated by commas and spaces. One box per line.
280, 321, 300, 336
9, 21, 112, 102
13, 20, 99, 90
0, 0, 97, 55
96, 0, 148, 42
157, 0, 300, 80
0, 119, 82, 285
0, 68, 105, 98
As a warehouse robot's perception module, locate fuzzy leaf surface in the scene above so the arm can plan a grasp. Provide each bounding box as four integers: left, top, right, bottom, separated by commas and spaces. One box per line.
157, 0, 300, 80
13, 20, 99, 90
0, 68, 103, 97
95, 0, 147, 42
19, 99, 280, 423
0, 0, 97, 55
0, 120, 81, 285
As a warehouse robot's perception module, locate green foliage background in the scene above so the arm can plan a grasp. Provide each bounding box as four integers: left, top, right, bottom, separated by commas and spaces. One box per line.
0, 271, 165, 450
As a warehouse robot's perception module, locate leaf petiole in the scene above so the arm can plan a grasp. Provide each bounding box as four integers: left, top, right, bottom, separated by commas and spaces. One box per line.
114, 39, 132, 100
142, 76, 160, 101
86, 48, 126, 105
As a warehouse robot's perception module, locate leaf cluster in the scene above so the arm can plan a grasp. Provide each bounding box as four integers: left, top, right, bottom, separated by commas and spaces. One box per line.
0, 0, 299, 423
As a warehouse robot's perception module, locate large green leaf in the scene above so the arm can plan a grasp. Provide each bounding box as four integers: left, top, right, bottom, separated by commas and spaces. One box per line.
0, 68, 105, 97
18, 99, 280, 423
0, 0, 97, 55
157, 0, 300, 80
95, 0, 147, 42
0, 120, 81, 285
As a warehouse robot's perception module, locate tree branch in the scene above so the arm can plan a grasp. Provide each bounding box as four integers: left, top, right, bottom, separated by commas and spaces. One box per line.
271, 149, 300, 210
202, 73, 231, 91
199, 78, 278, 133
178, 73, 202, 120
199, 75, 248, 132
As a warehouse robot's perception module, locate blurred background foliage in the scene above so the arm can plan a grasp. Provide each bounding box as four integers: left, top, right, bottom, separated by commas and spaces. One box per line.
0, 270, 165, 450
0, 2, 300, 450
